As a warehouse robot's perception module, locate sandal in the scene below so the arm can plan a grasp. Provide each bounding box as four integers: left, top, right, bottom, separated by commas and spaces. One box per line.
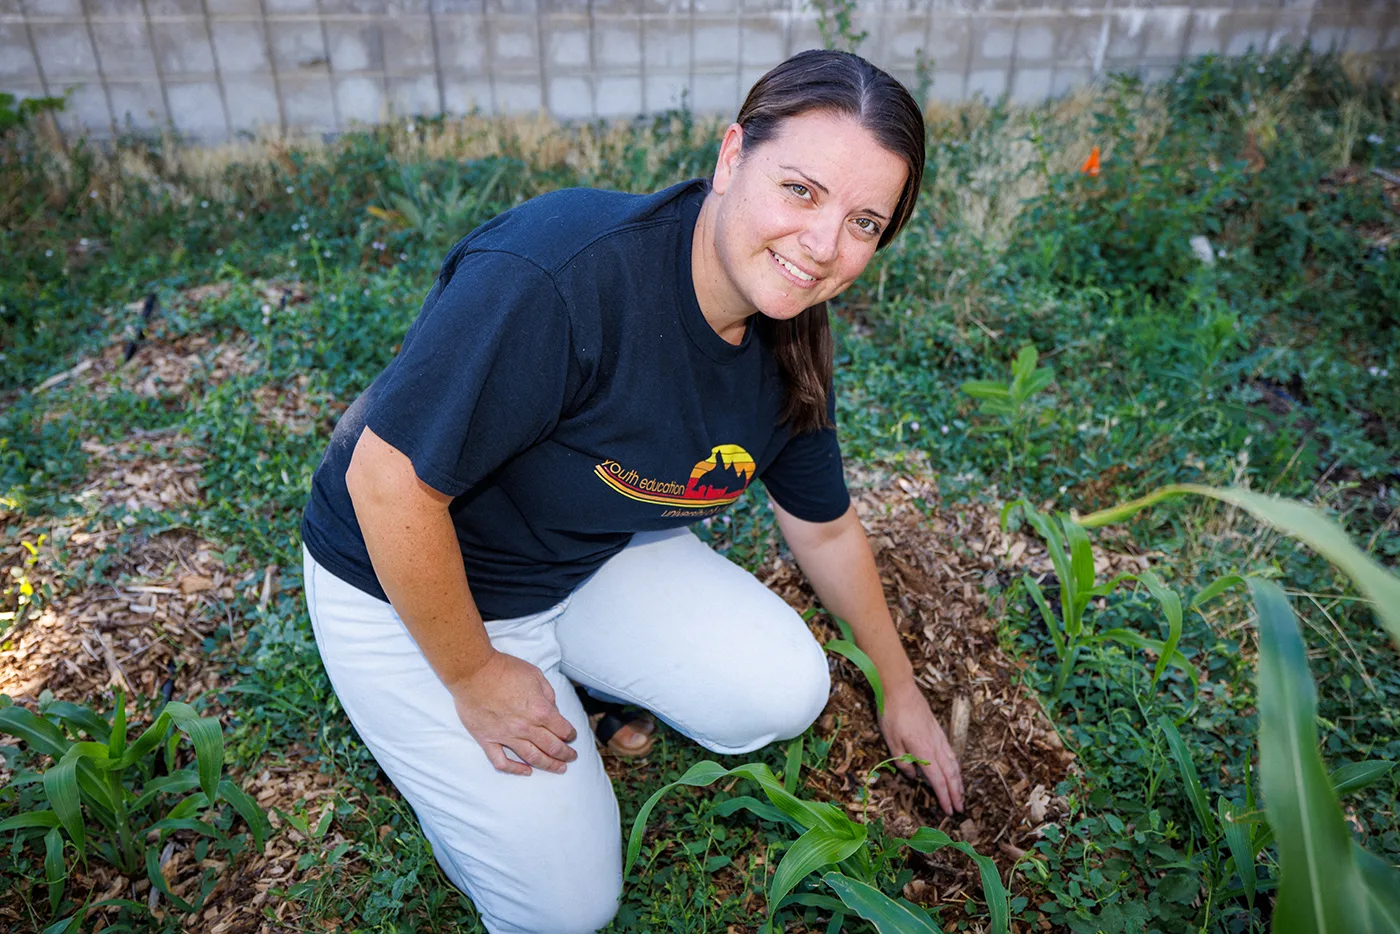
573, 685, 656, 758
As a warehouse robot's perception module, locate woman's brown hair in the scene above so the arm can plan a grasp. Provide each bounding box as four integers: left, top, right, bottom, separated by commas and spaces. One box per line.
735, 49, 926, 433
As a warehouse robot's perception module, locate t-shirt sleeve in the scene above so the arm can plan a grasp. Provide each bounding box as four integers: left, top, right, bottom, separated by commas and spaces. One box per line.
363, 249, 576, 498
758, 386, 850, 523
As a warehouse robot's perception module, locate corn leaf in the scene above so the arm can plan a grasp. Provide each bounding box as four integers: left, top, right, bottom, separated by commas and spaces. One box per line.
163, 703, 223, 805
824, 639, 885, 716
1157, 715, 1217, 839
1131, 571, 1184, 687
44, 826, 65, 915
45, 701, 110, 745
109, 690, 126, 760
904, 827, 1009, 934
0, 704, 71, 759
821, 872, 943, 934
1329, 760, 1395, 796
1218, 797, 1256, 908
111, 710, 171, 769
218, 778, 270, 854
145, 847, 194, 913
1079, 485, 1400, 649
1355, 844, 1400, 933
131, 770, 203, 811
769, 826, 868, 915
1254, 578, 1363, 933
710, 795, 794, 829
1061, 517, 1096, 599
1191, 574, 1246, 609
41, 915, 80, 934
1084, 629, 1198, 693
1021, 574, 1065, 658
43, 751, 86, 858
0, 810, 62, 832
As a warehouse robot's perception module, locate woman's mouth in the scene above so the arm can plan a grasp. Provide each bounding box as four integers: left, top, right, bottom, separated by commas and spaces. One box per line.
769, 249, 817, 286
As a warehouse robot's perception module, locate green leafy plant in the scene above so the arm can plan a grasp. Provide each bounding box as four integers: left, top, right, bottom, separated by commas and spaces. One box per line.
626, 755, 1009, 934
1079, 485, 1400, 929
1001, 500, 1201, 700
824, 615, 885, 717
0, 90, 66, 133
961, 345, 1055, 473
808, 0, 867, 53
366, 162, 504, 247
0, 690, 269, 926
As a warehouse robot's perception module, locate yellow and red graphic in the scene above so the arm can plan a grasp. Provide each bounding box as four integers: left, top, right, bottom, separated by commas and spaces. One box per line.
595, 444, 755, 509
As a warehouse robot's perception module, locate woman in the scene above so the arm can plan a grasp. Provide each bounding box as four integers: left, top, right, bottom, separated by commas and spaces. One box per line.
301, 49, 963, 934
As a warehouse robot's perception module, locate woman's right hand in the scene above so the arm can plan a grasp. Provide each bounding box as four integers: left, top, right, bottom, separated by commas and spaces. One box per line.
449, 651, 579, 776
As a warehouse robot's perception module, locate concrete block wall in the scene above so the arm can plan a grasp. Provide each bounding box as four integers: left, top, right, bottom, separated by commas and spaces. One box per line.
1, 1, 1396, 141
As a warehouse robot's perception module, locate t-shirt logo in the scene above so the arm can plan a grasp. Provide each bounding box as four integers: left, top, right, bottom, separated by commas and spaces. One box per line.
595, 444, 755, 509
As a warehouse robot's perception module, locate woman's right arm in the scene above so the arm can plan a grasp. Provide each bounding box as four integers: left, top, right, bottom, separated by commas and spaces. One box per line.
345, 426, 578, 776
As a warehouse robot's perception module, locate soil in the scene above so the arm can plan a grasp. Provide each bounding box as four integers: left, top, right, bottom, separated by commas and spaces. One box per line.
3, 317, 1157, 933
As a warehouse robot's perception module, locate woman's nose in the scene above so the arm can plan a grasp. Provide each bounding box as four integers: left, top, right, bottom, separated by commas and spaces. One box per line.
797, 212, 841, 265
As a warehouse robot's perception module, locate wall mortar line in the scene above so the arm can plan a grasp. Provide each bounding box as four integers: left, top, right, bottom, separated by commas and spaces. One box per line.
199, 0, 235, 143
19, 0, 53, 100
80, 0, 117, 137
255, 0, 287, 135
312, 0, 343, 133
139, 0, 174, 133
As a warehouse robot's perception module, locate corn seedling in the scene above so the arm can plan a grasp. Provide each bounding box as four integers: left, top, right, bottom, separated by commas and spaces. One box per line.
824, 615, 885, 717
1001, 500, 1199, 701
626, 755, 1009, 934
0, 690, 269, 928
960, 345, 1055, 473
1081, 485, 1400, 931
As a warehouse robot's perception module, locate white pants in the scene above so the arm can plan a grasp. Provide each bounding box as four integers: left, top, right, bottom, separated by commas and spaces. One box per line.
302, 528, 831, 934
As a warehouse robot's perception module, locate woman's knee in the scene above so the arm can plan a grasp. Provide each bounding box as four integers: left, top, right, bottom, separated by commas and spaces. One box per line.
482, 877, 622, 934
687, 636, 831, 754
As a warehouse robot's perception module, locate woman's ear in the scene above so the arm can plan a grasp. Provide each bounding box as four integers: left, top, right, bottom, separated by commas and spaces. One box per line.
711, 123, 744, 196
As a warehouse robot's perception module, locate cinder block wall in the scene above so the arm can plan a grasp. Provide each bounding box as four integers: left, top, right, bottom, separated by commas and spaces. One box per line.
2, 1, 1396, 142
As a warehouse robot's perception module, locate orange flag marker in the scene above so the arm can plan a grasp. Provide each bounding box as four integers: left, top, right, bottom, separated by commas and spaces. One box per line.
1080, 145, 1100, 177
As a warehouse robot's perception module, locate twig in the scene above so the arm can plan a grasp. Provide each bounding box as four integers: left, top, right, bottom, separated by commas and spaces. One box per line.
91, 629, 132, 694
1371, 166, 1400, 186
259, 564, 278, 611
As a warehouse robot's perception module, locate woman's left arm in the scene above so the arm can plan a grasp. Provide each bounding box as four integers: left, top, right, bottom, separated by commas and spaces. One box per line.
773, 500, 964, 815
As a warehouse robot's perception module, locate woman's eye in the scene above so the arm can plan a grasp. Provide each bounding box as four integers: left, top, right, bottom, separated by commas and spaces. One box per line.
854, 218, 880, 235
787, 183, 810, 199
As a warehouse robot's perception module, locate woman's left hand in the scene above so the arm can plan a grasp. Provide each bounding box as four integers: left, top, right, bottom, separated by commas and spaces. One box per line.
876, 679, 964, 815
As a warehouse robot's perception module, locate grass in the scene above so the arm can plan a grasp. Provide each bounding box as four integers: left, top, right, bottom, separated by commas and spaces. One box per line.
2, 47, 1399, 933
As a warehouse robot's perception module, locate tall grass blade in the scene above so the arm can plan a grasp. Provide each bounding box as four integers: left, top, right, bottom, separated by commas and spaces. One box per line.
1253, 578, 1362, 933
145, 847, 194, 913
821, 872, 943, 934
824, 639, 885, 716
784, 735, 804, 796
1191, 574, 1245, 609
1218, 797, 1256, 908
1157, 715, 1216, 839
768, 826, 867, 915
1079, 485, 1400, 648
108, 690, 126, 760
904, 827, 1009, 934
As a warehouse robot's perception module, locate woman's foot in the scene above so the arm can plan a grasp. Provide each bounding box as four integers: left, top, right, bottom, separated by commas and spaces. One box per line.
574, 683, 657, 758
589, 710, 656, 758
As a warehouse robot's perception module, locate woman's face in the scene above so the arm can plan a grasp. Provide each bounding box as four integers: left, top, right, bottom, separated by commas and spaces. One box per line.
709, 109, 908, 322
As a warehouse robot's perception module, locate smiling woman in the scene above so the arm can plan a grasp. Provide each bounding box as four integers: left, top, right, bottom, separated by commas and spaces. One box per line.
298, 49, 962, 934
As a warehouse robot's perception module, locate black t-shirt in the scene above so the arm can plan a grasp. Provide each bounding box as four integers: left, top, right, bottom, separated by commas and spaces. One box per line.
301, 178, 850, 619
